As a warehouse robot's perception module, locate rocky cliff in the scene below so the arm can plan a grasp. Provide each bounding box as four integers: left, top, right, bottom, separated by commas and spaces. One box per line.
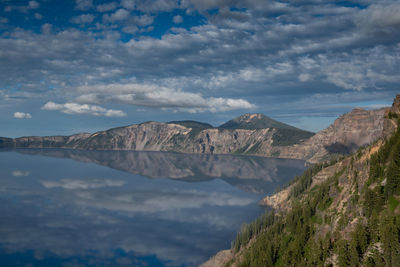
276, 107, 389, 163
1, 98, 397, 163
203, 94, 400, 267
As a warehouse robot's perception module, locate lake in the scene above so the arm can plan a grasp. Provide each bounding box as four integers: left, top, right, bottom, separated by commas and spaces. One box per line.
0, 149, 306, 266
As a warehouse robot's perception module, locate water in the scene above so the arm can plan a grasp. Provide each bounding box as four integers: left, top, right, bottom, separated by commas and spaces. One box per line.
0, 149, 306, 266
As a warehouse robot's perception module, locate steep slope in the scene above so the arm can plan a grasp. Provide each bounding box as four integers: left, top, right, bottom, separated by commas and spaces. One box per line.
219, 113, 302, 131
204, 96, 400, 267
276, 107, 391, 163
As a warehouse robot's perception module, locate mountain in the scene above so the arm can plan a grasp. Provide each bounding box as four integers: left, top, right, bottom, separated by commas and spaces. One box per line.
203, 95, 400, 266
219, 113, 315, 147
0, 105, 394, 163
277, 107, 391, 163
219, 113, 302, 131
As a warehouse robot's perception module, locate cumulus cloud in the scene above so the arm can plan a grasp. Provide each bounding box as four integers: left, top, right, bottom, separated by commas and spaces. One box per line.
75, 0, 93, 11
103, 8, 130, 23
70, 14, 95, 24
12, 170, 30, 177
173, 15, 183, 24
41, 23, 52, 34
34, 13, 43, 20
75, 82, 255, 112
132, 0, 178, 12
121, 0, 135, 10
14, 112, 32, 119
355, 3, 400, 33
96, 2, 118, 12
28, 1, 40, 9
41, 102, 127, 117
298, 73, 312, 82
122, 25, 138, 34
4, 0, 40, 13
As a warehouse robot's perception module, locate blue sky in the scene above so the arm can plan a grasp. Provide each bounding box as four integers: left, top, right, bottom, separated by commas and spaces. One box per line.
0, 0, 399, 137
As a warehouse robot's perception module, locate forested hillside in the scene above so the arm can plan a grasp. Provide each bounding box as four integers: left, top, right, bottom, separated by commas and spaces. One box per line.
222, 115, 400, 266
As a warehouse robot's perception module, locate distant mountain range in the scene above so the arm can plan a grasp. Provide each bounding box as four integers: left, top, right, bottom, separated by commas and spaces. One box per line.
0, 109, 393, 163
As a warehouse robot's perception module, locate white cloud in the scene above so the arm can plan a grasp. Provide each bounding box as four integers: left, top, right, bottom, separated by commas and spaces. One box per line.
173, 15, 183, 24
96, 2, 118, 12
298, 73, 312, 82
103, 8, 130, 23
0, 17, 8, 23
132, 15, 154, 26
14, 112, 32, 119
4, 0, 40, 13
28, 1, 40, 9
70, 14, 95, 24
355, 3, 400, 32
122, 25, 138, 34
132, 0, 177, 12
121, 0, 135, 10
41, 102, 127, 117
34, 13, 43, 20
12, 170, 30, 177
41, 23, 52, 34
75, 82, 256, 112
75, 0, 93, 11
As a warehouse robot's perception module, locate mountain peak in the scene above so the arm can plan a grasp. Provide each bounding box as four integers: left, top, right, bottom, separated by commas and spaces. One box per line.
219, 113, 309, 132
235, 113, 265, 123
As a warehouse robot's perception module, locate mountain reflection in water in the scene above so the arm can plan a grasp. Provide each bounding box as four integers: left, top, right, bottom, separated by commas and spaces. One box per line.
15, 149, 306, 194
0, 149, 306, 266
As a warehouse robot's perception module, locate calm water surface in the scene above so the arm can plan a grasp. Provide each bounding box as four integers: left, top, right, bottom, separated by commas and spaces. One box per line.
0, 149, 306, 266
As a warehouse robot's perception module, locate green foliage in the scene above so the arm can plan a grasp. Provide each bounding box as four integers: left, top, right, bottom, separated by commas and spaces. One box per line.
231, 122, 400, 266
289, 163, 325, 199
271, 128, 314, 146
388, 196, 399, 211
388, 112, 399, 119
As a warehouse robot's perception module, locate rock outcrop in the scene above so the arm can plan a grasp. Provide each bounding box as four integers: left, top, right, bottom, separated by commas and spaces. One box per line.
276, 107, 388, 163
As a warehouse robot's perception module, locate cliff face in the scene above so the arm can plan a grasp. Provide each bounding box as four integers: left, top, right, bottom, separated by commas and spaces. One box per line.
2, 98, 397, 163
277, 107, 389, 163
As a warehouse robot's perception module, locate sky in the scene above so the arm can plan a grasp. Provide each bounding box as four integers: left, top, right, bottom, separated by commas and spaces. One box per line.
0, 0, 399, 137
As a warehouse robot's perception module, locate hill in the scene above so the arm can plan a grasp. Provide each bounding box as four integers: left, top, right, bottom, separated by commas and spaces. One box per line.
219, 113, 315, 147
204, 95, 400, 266
219, 113, 305, 131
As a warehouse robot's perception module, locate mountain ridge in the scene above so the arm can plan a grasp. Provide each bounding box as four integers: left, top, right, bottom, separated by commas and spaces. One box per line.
0, 107, 393, 163
219, 113, 306, 131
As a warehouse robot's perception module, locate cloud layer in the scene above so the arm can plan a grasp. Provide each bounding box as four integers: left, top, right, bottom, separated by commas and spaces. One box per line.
0, 0, 399, 133
75, 82, 255, 112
